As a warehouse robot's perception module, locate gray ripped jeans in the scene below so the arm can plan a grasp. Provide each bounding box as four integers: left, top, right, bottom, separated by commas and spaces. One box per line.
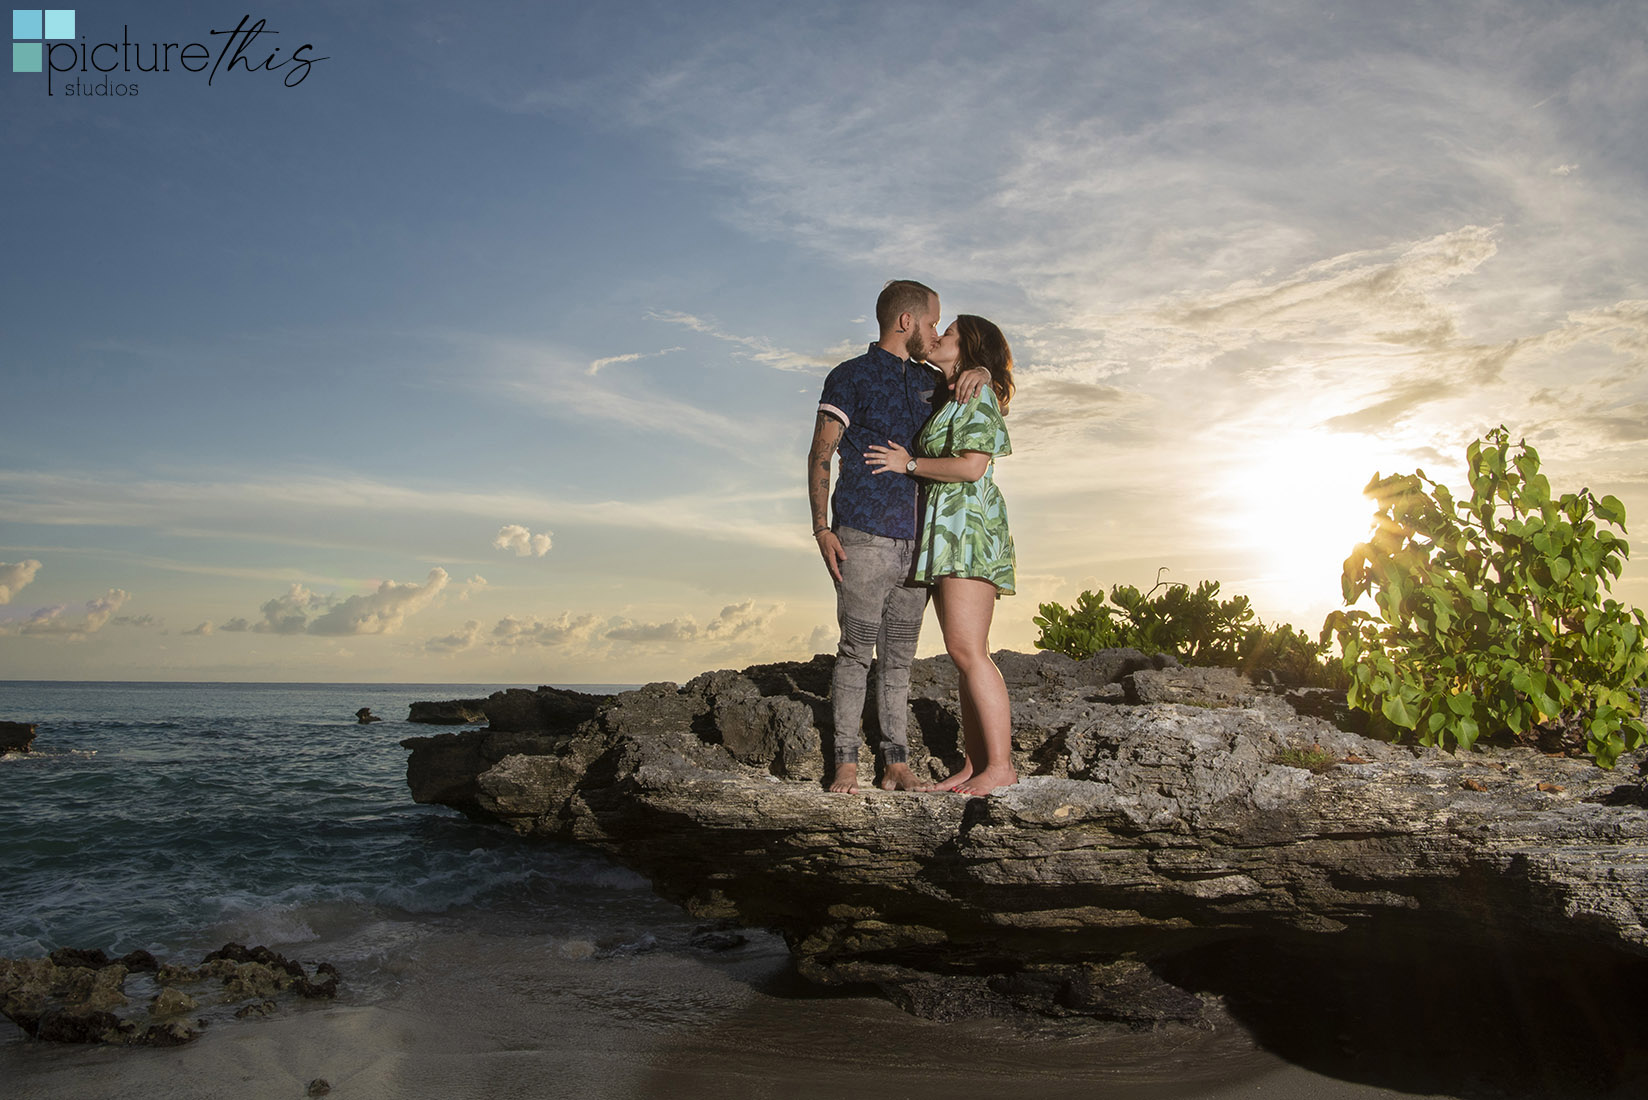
831, 525, 929, 765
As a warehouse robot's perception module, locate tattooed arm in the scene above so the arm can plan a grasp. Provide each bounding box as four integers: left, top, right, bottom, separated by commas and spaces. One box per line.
808, 410, 847, 582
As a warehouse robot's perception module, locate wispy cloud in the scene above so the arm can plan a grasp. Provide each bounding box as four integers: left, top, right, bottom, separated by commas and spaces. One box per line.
648, 311, 830, 373
587, 346, 683, 376
0, 470, 804, 552
452, 332, 754, 451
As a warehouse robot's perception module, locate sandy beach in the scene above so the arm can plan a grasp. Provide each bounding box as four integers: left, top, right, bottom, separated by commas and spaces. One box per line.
2, 907, 1455, 1100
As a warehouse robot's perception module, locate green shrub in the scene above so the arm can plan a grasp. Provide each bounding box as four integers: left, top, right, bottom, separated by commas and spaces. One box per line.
1322, 427, 1648, 768
1034, 574, 1344, 687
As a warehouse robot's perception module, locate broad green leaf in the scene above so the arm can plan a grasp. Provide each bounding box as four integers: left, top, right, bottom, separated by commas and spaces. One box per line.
1382, 695, 1418, 728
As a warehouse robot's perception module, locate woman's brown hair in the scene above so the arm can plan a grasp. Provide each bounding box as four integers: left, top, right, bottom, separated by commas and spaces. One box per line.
955, 314, 1014, 414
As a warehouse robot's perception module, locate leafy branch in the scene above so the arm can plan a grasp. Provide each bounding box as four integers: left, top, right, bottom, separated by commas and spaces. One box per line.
1323, 426, 1648, 767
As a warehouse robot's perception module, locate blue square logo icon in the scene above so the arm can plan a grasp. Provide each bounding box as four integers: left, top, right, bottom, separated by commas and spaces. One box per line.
13, 8, 73, 72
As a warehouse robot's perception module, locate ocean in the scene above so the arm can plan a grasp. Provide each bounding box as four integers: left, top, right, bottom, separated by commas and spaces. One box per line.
0, 681, 1506, 1099
0, 680, 651, 962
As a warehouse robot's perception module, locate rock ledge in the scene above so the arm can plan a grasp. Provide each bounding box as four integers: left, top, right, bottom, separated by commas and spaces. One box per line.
403, 651, 1648, 1027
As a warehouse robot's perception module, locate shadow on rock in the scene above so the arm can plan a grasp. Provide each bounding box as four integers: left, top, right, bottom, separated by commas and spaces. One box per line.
1154, 933, 1648, 1100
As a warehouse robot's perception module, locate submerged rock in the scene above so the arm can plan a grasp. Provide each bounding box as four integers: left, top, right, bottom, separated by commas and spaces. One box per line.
149, 988, 197, 1016
403, 652, 1648, 1034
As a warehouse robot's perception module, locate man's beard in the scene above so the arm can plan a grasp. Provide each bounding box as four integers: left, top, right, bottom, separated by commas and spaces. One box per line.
907, 328, 930, 362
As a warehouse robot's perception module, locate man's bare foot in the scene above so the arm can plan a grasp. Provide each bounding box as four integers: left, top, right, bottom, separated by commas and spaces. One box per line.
919, 764, 973, 792
954, 766, 1017, 796
878, 762, 922, 791
829, 762, 860, 794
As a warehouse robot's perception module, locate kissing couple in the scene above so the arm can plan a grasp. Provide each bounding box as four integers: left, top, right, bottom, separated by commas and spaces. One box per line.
807, 279, 1018, 796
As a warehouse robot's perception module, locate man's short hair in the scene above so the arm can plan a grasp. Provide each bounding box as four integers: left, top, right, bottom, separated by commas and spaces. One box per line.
875, 280, 937, 333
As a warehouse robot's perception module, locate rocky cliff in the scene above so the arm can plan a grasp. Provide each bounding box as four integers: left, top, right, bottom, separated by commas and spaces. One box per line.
401, 651, 1648, 1034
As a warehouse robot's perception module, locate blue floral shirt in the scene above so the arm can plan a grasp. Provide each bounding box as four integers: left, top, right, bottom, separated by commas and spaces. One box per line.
818, 344, 940, 540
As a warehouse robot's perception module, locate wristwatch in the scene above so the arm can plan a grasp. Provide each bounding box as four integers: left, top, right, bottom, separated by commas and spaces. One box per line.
905, 458, 918, 474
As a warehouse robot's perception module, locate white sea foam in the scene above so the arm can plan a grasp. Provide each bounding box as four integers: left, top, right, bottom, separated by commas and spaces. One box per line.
212, 904, 320, 948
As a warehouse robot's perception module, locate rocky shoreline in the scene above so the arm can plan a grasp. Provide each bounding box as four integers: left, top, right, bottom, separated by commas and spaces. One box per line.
0, 943, 339, 1046
401, 650, 1648, 1086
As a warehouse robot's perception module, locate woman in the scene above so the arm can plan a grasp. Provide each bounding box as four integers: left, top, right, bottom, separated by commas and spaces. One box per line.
866, 315, 1017, 795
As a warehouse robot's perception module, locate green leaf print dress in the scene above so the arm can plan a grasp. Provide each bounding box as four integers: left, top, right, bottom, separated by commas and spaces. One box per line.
913, 386, 1016, 594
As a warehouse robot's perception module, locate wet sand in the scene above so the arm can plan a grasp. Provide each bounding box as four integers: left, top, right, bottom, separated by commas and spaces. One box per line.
0, 910, 1454, 1100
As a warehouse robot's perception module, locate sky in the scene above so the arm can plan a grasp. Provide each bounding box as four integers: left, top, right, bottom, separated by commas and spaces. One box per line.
3, 0, 1647, 683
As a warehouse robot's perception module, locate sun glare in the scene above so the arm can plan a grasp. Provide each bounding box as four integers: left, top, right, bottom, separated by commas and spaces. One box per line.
1218, 433, 1392, 627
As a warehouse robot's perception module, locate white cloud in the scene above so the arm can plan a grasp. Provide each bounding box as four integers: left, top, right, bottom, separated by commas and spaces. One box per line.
245, 569, 451, 637
0, 560, 42, 604
184, 621, 214, 636
253, 584, 330, 635
459, 574, 488, 600
604, 600, 783, 646
482, 600, 785, 657
220, 617, 250, 633
111, 614, 160, 628
704, 599, 781, 639
604, 616, 697, 644
493, 524, 552, 557
13, 589, 130, 640
309, 568, 450, 636
491, 612, 604, 648
425, 619, 482, 653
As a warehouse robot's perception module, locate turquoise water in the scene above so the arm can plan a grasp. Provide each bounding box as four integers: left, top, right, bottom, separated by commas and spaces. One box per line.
0, 681, 643, 958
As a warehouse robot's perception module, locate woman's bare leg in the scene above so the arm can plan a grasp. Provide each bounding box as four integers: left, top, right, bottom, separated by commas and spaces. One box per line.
933, 576, 1016, 796
919, 584, 973, 791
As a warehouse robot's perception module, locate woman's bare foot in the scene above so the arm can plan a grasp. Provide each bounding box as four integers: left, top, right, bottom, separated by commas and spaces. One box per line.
954, 766, 1017, 796
879, 762, 923, 791
829, 762, 859, 793
919, 764, 973, 792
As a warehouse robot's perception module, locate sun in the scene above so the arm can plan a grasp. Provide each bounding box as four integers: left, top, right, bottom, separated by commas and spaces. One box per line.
1214, 431, 1394, 627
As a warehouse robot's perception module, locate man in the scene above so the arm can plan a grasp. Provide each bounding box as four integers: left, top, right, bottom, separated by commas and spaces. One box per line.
808, 280, 987, 793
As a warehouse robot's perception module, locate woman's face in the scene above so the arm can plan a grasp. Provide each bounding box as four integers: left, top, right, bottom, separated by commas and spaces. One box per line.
928, 320, 962, 376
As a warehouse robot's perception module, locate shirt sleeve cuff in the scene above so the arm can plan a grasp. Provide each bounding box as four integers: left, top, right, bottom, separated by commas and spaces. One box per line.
818, 403, 850, 429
